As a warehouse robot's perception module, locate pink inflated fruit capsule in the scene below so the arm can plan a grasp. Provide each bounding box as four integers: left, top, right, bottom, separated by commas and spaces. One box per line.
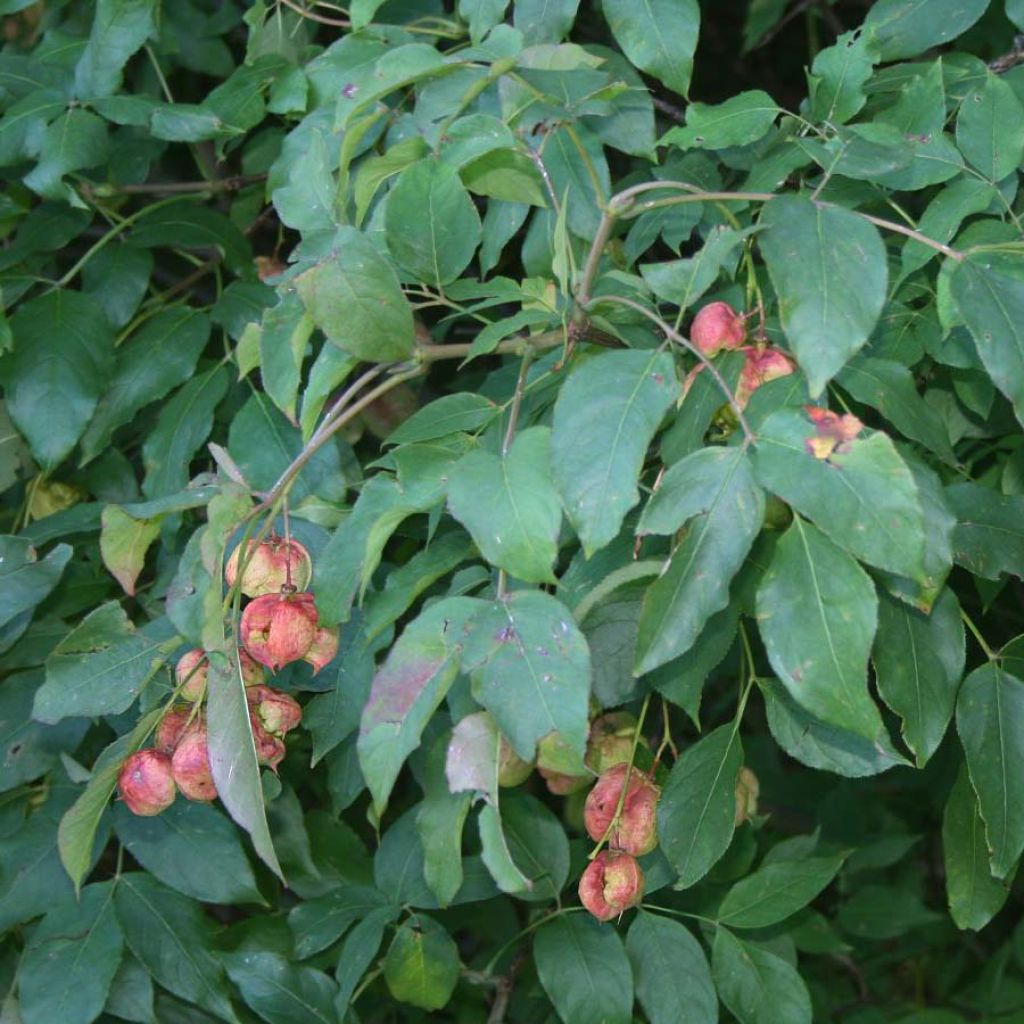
690, 301, 746, 357
118, 749, 176, 816
226, 536, 313, 598
578, 850, 645, 921
583, 763, 660, 856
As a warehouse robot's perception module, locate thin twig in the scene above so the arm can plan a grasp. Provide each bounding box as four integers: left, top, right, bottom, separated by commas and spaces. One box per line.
87, 173, 267, 197
588, 293, 756, 444
277, 0, 350, 26
652, 96, 685, 122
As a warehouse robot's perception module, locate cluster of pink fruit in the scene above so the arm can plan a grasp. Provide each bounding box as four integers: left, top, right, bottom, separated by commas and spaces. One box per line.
116, 537, 338, 817
687, 301, 795, 408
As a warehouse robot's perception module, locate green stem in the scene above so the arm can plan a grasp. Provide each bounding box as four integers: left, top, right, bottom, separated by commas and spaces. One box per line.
961, 608, 996, 661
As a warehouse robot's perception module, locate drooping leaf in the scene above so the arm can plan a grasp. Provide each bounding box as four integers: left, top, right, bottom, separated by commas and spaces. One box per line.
100, 505, 161, 596
358, 597, 481, 815
462, 590, 591, 762
447, 426, 561, 584
222, 952, 337, 1024
626, 912, 716, 1024
873, 587, 965, 767
759, 196, 887, 396
955, 663, 1024, 879
751, 407, 926, 580
863, 0, 989, 60
635, 446, 764, 674
951, 253, 1024, 429
601, 0, 699, 97
114, 873, 238, 1024
712, 927, 812, 1024
75, 0, 158, 98
943, 763, 1015, 931
756, 517, 882, 741
417, 731, 472, 906
294, 227, 415, 362
382, 917, 460, 1012
552, 349, 678, 557
535, 914, 633, 1024
18, 880, 124, 1024
945, 482, 1024, 580
0, 291, 114, 469
0, 536, 71, 632
385, 159, 482, 286
658, 723, 743, 887
206, 653, 282, 880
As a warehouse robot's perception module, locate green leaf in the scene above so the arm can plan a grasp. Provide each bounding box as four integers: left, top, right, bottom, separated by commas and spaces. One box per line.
355, 136, 428, 225
256, 291, 314, 423
874, 587, 965, 768
383, 917, 460, 1012
807, 29, 878, 125
626, 912, 716, 1024
539, 124, 610, 239
113, 800, 263, 905
294, 227, 414, 362
635, 447, 764, 674
288, 885, 389, 960
944, 763, 1015, 931
712, 928, 812, 1024
535, 914, 633, 1024
552, 349, 678, 557
462, 590, 591, 762
447, 426, 561, 584
22, 109, 109, 202
863, 0, 989, 61
752, 408, 927, 579
299, 345, 358, 441
385, 159, 482, 286
333, 906, 398, 1014
956, 72, 1024, 181
759, 196, 887, 396
501, 791, 571, 902
662, 90, 778, 149
478, 803, 532, 895
945, 482, 1024, 579
512, 0, 580, 43
222, 952, 336, 1024
57, 710, 162, 891
34, 603, 174, 723
1, 291, 114, 469
141, 366, 230, 499
74, 0, 158, 97
386, 393, 499, 446
658, 723, 743, 887
836, 356, 956, 465
640, 225, 757, 310
81, 308, 210, 463
956, 663, 1024, 878
0, 537, 71, 631
114, 873, 238, 1024
717, 852, 846, 928
100, 505, 160, 596
461, 148, 549, 206
417, 731, 472, 906
18, 880, 124, 1024
206, 654, 282, 880
951, 253, 1024, 429
358, 597, 481, 815
761, 677, 908, 777
756, 517, 883, 741
102, 952, 154, 1024
602, 0, 699, 97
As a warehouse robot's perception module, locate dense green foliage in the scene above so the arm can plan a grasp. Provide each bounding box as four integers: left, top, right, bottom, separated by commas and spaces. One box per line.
4, 0, 1024, 1021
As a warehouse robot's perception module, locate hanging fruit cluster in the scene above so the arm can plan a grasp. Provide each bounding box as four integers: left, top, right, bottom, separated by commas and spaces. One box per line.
116, 537, 337, 816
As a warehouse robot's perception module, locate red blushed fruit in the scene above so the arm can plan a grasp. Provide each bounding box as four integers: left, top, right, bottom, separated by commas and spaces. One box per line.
240, 592, 319, 671
154, 708, 191, 754
246, 684, 302, 736
691, 301, 746, 357
175, 648, 208, 702
302, 625, 339, 674
735, 346, 795, 408
226, 537, 313, 598
118, 749, 176, 816
583, 764, 660, 856
250, 715, 287, 770
578, 851, 645, 922
171, 725, 218, 801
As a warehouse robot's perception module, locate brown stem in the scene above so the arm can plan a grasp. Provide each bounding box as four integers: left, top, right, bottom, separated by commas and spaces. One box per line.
258, 367, 424, 512
652, 96, 685, 122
